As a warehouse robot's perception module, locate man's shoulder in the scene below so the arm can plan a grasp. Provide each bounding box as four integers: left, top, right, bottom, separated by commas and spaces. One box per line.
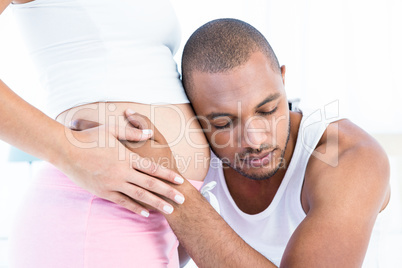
302, 119, 390, 213
313, 118, 385, 168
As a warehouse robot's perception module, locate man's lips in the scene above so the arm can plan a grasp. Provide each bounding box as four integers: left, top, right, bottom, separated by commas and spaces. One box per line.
241, 150, 274, 161
240, 149, 276, 166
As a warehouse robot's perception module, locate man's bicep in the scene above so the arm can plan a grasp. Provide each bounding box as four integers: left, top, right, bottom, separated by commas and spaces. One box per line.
281, 143, 390, 267
281, 204, 376, 267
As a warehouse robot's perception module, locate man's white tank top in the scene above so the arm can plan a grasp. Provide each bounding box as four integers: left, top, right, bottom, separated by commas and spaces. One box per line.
11, 0, 189, 118
201, 108, 382, 266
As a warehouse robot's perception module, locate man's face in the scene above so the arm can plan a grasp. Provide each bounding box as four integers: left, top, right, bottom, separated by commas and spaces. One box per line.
190, 51, 290, 180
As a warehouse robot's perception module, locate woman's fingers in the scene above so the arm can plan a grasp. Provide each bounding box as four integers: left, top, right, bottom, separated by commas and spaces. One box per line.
128, 155, 185, 208
112, 162, 184, 215
69, 117, 153, 142
125, 109, 149, 130
114, 125, 153, 141
67, 114, 184, 214
130, 153, 184, 185
64, 123, 185, 217
124, 109, 167, 143
107, 191, 150, 218
118, 182, 177, 215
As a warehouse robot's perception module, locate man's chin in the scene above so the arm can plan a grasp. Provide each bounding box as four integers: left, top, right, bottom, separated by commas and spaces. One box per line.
232, 164, 281, 181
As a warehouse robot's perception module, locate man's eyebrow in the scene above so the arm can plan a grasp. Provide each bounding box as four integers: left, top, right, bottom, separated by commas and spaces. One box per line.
206, 93, 281, 120
206, 112, 233, 120
256, 93, 281, 109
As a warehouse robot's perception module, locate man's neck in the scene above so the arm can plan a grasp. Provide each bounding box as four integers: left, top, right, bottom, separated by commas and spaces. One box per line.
223, 111, 302, 215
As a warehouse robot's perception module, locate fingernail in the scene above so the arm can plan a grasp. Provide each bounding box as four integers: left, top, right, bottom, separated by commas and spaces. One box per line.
127, 109, 135, 115
141, 210, 150, 218
175, 194, 185, 204
163, 205, 174, 214
142, 129, 153, 135
174, 176, 184, 184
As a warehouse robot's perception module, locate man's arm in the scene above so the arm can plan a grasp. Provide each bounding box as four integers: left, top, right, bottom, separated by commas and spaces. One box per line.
281, 120, 390, 267
165, 180, 276, 268
165, 120, 389, 267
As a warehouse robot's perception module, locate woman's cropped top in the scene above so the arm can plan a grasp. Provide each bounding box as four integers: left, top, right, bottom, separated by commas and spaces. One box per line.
12, 0, 189, 118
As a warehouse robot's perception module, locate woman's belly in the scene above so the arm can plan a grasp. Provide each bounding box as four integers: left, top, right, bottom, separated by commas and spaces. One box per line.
56, 102, 210, 181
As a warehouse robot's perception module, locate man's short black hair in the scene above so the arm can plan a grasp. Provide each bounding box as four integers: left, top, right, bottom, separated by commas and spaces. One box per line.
181, 18, 281, 100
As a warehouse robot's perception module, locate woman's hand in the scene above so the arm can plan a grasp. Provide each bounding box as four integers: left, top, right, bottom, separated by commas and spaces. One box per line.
0, 80, 185, 217
66, 109, 185, 217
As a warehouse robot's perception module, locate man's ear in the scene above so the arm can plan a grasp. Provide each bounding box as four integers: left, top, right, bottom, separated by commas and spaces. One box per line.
280, 65, 286, 86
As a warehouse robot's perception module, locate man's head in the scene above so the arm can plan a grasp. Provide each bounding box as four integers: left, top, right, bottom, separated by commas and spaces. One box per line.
182, 18, 290, 181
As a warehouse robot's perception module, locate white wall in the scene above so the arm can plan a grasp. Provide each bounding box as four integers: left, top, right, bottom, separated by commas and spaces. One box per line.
172, 0, 402, 134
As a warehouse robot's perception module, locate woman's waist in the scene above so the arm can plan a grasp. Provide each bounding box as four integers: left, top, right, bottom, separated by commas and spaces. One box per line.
56, 102, 201, 141
32, 161, 85, 189
56, 101, 198, 143
56, 101, 210, 181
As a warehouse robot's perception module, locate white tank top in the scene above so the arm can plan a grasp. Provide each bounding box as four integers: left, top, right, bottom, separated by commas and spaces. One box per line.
201, 108, 382, 266
11, 0, 189, 118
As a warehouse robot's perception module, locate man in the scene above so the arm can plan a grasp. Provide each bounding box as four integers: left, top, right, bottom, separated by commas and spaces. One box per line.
75, 18, 391, 267
163, 18, 390, 267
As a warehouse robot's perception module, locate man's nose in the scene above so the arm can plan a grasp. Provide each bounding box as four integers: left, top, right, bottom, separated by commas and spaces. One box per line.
241, 116, 269, 149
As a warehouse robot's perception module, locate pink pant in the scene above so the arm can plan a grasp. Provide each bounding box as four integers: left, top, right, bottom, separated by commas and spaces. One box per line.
9, 162, 202, 268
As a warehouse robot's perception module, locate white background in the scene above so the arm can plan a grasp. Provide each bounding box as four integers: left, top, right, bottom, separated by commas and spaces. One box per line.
1, 0, 402, 267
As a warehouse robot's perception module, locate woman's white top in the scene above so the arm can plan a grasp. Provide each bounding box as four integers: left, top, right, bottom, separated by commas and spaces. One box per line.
12, 0, 189, 118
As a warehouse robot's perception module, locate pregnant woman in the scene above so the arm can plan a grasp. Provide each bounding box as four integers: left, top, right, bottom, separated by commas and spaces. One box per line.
0, 0, 209, 267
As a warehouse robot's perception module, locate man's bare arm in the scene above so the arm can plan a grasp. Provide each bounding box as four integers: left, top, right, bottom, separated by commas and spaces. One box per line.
165, 180, 276, 268
164, 120, 389, 267
281, 120, 390, 267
